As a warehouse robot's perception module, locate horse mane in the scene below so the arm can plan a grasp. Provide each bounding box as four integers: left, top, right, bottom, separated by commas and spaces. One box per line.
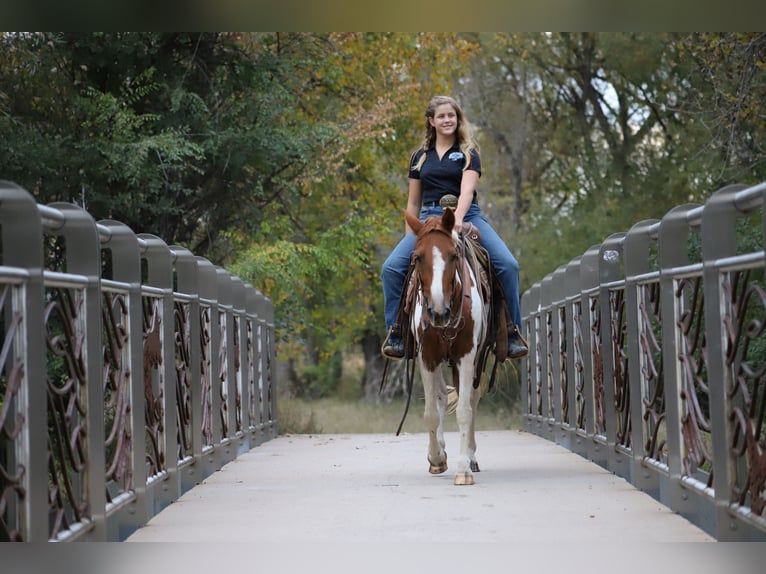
418, 218, 450, 238
414, 208, 455, 242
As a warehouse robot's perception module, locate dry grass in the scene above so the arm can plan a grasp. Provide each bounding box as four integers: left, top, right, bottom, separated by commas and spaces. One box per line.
277, 396, 520, 435
276, 350, 522, 435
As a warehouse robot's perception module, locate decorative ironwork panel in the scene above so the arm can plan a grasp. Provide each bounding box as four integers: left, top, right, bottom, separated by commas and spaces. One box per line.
199, 305, 213, 447
639, 281, 666, 464
535, 313, 543, 416
173, 301, 193, 462
142, 295, 165, 477
573, 300, 585, 432
722, 269, 766, 518
559, 305, 568, 424
245, 319, 256, 429
676, 275, 713, 486
609, 288, 631, 449
218, 312, 228, 438
524, 315, 534, 416
45, 286, 90, 539
591, 295, 605, 436
0, 283, 25, 541
545, 310, 554, 418
254, 322, 264, 424
233, 315, 242, 434
102, 289, 133, 503
264, 325, 274, 424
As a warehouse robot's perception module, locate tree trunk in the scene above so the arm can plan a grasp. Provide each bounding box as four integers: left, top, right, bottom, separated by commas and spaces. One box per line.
361, 330, 407, 403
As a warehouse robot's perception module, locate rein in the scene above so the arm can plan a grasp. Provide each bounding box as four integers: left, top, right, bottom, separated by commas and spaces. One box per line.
382, 209, 500, 437
424, 231, 467, 341
418, 227, 469, 337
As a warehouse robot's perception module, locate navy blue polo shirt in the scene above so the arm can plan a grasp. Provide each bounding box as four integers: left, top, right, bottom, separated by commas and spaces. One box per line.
408, 142, 481, 205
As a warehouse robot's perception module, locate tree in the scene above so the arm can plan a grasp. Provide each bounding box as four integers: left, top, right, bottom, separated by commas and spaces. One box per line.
676, 33, 766, 187
457, 33, 699, 288
0, 32, 321, 262
231, 33, 477, 398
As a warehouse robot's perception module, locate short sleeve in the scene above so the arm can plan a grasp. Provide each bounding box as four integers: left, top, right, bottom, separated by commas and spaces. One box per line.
408, 149, 424, 179
468, 149, 482, 177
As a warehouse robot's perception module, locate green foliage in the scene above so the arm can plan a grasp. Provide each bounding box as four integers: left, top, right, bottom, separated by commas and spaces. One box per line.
459, 32, 766, 294
298, 352, 343, 399
0, 32, 327, 262
3, 32, 766, 402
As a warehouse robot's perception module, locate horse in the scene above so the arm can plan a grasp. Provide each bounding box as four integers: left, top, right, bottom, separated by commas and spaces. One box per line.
401, 205, 494, 486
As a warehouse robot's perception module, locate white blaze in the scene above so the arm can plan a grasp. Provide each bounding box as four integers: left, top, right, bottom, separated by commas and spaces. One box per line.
430, 245, 447, 314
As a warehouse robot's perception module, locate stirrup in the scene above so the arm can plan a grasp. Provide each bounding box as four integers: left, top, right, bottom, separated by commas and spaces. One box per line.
507, 325, 529, 360
381, 328, 405, 360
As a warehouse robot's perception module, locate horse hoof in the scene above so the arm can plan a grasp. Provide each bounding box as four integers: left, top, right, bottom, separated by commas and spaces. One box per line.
470, 461, 480, 473
428, 453, 448, 474
454, 472, 474, 486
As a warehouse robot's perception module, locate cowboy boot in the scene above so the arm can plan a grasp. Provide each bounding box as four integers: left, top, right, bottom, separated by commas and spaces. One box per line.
381, 325, 405, 360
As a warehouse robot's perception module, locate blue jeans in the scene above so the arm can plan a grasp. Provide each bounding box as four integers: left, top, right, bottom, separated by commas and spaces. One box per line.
381, 203, 522, 337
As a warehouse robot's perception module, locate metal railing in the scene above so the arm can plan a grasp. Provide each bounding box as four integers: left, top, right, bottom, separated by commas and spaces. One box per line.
0, 181, 278, 542
520, 182, 766, 541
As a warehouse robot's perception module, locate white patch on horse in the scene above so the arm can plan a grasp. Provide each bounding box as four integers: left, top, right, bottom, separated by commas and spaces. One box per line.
429, 245, 447, 314
468, 266, 484, 348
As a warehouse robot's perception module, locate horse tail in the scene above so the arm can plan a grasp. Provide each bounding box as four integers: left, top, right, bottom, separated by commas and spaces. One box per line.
446, 369, 491, 415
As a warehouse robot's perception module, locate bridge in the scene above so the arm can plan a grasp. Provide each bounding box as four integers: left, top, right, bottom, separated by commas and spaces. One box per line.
1, 179, 766, 546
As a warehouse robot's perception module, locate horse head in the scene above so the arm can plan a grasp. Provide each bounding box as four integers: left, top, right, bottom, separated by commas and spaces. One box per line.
405, 208, 462, 329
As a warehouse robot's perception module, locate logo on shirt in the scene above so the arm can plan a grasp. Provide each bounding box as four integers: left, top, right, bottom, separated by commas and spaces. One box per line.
448, 152, 464, 162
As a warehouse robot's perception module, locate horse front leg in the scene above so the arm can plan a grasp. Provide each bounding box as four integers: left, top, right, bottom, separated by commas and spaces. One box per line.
468, 384, 481, 473
453, 358, 478, 485
421, 362, 448, 474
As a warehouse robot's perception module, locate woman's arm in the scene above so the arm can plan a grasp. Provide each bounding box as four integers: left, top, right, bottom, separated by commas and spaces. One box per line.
405, 178, 422, 234
454, 169, 479, 231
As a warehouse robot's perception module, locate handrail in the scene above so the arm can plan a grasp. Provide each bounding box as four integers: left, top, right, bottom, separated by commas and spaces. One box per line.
0, 180, 278, 542
520, 180, 766, 541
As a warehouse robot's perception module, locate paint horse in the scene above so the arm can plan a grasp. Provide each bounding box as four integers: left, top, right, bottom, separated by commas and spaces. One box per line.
402, 206, 493, 486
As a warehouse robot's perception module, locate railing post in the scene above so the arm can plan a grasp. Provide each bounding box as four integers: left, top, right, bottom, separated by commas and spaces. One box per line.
598, 232, 629, 480
1, 182, 47, 541
578, 244, 602, 465
539, 274, 554, 434
231, 276, 250, 455
196, 256, 221, 477
99, 219, 146, 540
657, 203, 708, 528
263, 294, 278, 438
520, 281, 540, 433
624, 218, 661, 499
137, 233, 179, 516
47, 202, 107, 541
519, 284, 531, 427
244, 285, 260, 445
170, 246, 204, 492
550, 264, 568, 446
215, 266, 237, 466
701, 184, 750, 540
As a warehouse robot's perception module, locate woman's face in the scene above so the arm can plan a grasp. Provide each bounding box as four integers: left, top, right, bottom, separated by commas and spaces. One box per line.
429, 103, 458, 138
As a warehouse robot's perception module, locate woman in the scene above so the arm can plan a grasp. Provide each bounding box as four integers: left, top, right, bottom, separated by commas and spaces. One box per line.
381, 95, 527, 360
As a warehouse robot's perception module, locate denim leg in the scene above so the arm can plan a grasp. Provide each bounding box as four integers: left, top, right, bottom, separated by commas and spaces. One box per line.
381, 232, 416, 331
464, 206, 523, 334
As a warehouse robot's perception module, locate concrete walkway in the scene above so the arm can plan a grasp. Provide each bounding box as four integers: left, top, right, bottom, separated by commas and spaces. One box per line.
127, 430, 713, 544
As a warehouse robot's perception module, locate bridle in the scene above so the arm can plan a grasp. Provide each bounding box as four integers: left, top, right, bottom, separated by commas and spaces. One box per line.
415, 227, 469, 339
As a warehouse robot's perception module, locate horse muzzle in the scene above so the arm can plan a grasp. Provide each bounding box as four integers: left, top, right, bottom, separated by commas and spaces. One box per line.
426, 303, 452, 328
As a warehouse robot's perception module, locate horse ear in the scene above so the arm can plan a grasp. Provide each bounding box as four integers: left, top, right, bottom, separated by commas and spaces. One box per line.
404, 209, 422, 234
442, 207, 455, 232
